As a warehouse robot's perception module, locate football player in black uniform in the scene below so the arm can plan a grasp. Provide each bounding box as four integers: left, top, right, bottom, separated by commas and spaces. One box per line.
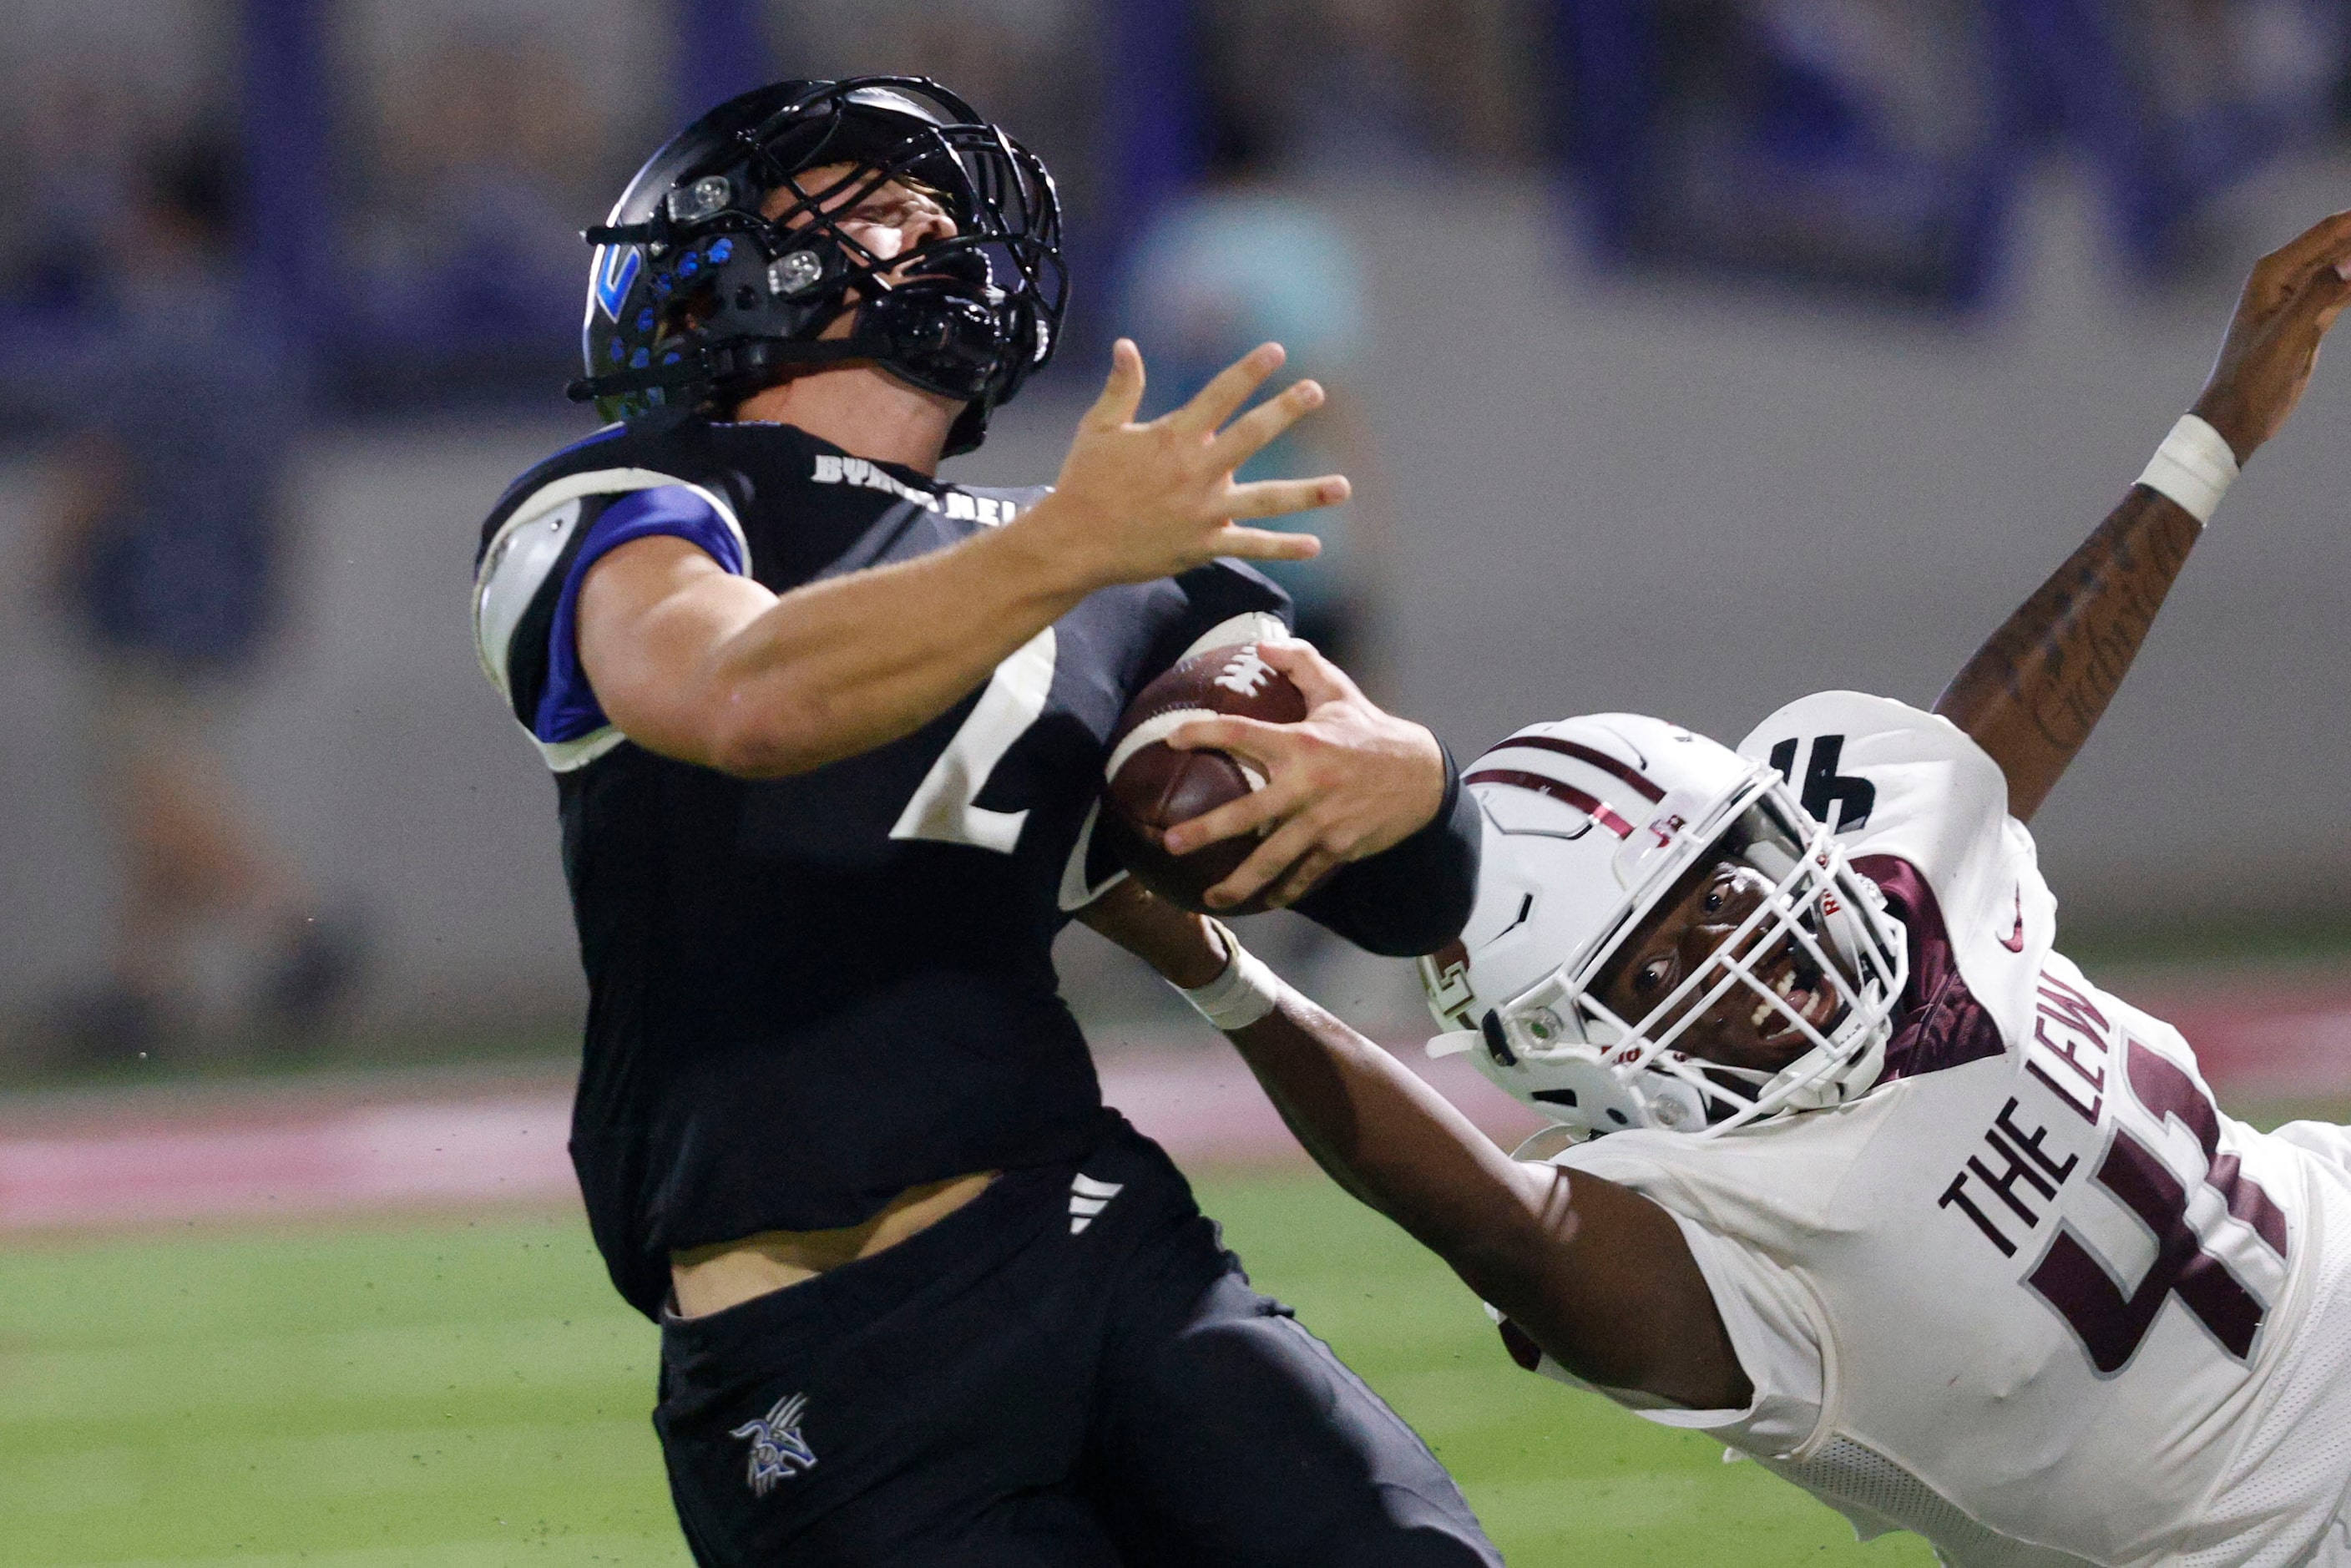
471, 79, 1498, 1565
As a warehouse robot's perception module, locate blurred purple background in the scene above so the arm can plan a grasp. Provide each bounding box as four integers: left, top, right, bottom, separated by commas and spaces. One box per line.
1, 0, 2348, 1079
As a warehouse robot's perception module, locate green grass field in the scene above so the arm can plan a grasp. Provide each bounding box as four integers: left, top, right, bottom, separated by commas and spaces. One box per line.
0, 1171, 1930, 1567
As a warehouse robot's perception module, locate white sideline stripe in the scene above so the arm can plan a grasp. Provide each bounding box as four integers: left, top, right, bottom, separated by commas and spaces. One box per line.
13, 989, 2351, 1237
1068, 1195, 1110, 1216
1071, 1173, 1123, 1198
0, 1094, 577, 1230
0, 1042, 1587, 1232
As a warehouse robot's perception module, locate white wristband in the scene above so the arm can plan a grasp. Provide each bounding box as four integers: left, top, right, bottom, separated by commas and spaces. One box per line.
2136, 413, 2238, 525
1172, 921, 1284, 1032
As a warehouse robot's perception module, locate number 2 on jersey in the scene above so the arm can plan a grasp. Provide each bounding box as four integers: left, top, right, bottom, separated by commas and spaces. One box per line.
890, 628, 1057, 853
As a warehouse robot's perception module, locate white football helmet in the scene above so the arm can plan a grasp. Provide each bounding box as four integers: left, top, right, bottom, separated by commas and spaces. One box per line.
1419, 714, 1909, 1141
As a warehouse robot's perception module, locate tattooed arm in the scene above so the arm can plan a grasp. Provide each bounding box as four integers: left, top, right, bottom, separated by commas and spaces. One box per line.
1930, 488, 2202, 824
1935, 211, 2351, 823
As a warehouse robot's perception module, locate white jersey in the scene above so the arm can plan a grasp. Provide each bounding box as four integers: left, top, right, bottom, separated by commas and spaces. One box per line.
1538, 692, 2351, 1567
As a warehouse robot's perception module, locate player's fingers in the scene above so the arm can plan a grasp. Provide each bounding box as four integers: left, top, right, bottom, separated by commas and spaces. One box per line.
1163, 712, 1295, 763
1206, 812, 1331, 910
1265, 846, 1342, 910
1161, 740, 1320, 854
2269, 210, 2351, 277
1255, 638, 1360, 710
1170, 343, 1285, 436
2253, 269, 2351, 374
1211, 524, 1324, 562
1207, 378, 1325, 468
1224, 476, 1350, 521
1085, 339, 1145, 429
1165, 778, 1293, 857
2279, 259, 2351, 331
2247, 212, 2351, 311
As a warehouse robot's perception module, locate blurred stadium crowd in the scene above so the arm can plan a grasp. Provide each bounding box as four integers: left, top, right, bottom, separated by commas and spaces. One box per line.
3, 2, 2342, 389
0, 0, 1558, 413
1, 0, 2348, 1076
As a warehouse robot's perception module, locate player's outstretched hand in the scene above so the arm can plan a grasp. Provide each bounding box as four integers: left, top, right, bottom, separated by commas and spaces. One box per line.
1074, 876, 1231, 988
1024, 340, 1349, 588
2192, 210, 2351, 463
1160, 640, 1447, 911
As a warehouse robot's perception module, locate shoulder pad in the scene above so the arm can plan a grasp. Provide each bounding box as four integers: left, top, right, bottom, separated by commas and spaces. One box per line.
472, 468, 745, 772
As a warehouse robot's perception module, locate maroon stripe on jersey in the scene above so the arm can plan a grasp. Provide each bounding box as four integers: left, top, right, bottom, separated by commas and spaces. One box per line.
1490, 736, 1668, 803
2126, 1039, 2291, 1259
2211, 1152, 2291, 1257
2031, 1130, 2263, 1368
1465, 769, 1636, 838
1853, 854, 2008, 1084
2126, 1039, 2222, 1161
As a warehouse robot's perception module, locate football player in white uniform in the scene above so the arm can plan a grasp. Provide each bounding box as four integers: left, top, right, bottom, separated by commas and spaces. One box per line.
1086, 210, 2351, 1566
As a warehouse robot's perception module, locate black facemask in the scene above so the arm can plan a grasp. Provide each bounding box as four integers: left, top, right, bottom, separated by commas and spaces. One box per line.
569, 77, 1066, 458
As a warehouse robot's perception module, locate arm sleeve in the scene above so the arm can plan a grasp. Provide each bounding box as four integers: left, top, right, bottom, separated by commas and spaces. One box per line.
533, 485, 746, 745
1289, 744, 1482, 956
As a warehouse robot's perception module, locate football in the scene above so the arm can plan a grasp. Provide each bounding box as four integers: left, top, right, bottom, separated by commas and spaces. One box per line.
1101, 642, 1308, 914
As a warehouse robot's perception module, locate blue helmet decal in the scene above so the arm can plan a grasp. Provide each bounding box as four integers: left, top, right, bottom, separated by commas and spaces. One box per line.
593, 244, 643, 321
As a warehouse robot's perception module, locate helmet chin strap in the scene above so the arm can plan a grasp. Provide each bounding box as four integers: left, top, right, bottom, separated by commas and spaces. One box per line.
567, 336, 873, 406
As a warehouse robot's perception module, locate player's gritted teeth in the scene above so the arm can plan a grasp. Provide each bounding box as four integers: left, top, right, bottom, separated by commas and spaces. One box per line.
1699, 928, 1849, 1060
1746, 943, 1845, 1050
1600, 855, 1859, 1072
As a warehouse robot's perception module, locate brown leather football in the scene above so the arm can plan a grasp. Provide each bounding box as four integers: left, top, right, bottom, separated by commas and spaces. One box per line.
1100, 642, 1308, 914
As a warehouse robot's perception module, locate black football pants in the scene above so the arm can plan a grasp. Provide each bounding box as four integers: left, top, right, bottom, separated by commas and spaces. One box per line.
653, 1112, 1501, 1565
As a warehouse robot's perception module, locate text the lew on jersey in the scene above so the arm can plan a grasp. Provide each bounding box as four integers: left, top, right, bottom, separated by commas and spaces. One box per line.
1936, 970, 2290, 1373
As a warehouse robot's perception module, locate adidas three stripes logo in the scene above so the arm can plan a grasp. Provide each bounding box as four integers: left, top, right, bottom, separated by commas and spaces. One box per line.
1069, 1173, 1124, 1234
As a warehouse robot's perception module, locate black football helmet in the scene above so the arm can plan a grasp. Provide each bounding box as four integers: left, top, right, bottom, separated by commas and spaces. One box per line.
568, 77, 1066, 456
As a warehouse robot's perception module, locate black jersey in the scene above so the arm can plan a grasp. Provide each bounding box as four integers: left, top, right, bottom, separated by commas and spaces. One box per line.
473, 417, 1478, 1318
